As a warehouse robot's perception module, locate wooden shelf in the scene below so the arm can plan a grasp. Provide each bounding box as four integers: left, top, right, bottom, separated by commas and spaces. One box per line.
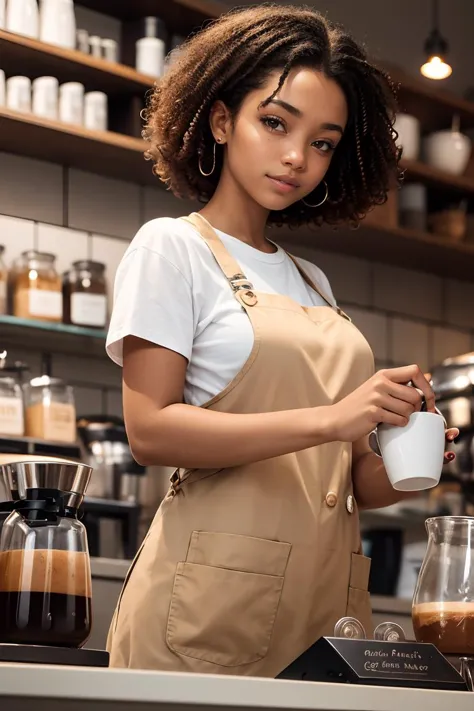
0, 106, 154, 185
0, 29, 153, 96
77, 0, 224, 31
277, 221, 474, 282
0, 315, 107, 358
402, 159, 474, 196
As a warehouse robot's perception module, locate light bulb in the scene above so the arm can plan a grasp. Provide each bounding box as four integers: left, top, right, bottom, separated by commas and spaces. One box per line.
421, 55, 452, 80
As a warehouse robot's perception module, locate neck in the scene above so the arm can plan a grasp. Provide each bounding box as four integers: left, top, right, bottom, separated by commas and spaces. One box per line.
199, 167, 274, 253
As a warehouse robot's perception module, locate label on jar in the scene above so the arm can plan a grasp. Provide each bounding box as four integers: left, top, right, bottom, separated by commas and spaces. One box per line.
44, 402, 76, 443
0, 279, 6, 315
28, 289, 62, 319
71, 293, 107, 327
0, 396, 24, 436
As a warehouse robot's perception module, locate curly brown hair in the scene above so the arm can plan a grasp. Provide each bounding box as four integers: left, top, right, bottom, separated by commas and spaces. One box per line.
143, 3, 401, 228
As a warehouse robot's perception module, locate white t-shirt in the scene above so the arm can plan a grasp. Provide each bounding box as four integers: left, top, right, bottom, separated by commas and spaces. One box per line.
106, 217, 336, 406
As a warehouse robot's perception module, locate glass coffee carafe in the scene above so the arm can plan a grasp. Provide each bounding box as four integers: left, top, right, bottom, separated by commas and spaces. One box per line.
412, 516, 474, 655
0, 458, 93, 648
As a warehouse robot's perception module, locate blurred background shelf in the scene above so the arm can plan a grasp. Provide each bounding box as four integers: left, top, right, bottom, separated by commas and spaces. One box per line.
0, 315, 107, 358
0, 107, 152, 184
402, 158, 474, 195
0, 434, 81, 459
0, 29, 154, 96
76, 0, 224, 29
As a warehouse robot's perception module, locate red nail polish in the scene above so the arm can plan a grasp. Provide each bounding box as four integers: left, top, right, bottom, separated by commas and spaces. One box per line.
447, 452, 455, 461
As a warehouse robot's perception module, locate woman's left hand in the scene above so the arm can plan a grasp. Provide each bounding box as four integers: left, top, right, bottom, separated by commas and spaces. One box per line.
445, 427, 459, 463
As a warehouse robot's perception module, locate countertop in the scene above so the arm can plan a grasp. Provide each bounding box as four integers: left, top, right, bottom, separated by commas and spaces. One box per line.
0, 665, 472, 711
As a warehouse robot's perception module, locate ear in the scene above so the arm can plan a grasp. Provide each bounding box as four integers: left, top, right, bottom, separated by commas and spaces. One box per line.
209, 100, 232, 144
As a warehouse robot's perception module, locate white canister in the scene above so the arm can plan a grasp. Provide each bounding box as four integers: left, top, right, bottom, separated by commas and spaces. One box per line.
59, 81, 84, 125
423, 130, 472, 175
136, 36, 165, 78
39, 0, 76, 49
32, 75, 58, 120
0, 70, 5, 106
394, 113, 420, 161
0, 0, 5, 29
6, 0, 39, 38
101, 38, 118, 62
6, 76, 32, 113
84, 91, 108, 131
89, 35, 102, 58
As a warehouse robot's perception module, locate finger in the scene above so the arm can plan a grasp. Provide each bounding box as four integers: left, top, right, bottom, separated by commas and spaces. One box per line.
387, 381, 423, 409
380, 393, 416, 419
385, 365, 435, 412
444, 451, 456, 462
377, 402, 410, 427
445, 428, 459, 441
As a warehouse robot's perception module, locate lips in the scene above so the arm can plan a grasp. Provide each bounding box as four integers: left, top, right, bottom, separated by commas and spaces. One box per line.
267, 175, 300, 187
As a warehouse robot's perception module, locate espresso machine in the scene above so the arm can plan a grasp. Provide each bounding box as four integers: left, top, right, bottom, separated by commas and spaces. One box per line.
0, 457, 109, 666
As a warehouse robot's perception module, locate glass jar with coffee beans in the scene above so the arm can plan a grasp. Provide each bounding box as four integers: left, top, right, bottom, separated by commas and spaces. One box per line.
63, 260, 108, 329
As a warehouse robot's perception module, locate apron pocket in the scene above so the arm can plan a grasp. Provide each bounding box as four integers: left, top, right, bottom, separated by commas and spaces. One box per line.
166, 531, 291, 667
346, 552, 373, 636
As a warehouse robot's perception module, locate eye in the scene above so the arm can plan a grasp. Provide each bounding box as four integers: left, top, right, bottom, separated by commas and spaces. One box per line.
312, 140, 336, 154
261, 115, 286, 132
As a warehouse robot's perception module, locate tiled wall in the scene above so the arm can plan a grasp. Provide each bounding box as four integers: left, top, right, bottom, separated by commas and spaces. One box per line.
2, 149, 474, 420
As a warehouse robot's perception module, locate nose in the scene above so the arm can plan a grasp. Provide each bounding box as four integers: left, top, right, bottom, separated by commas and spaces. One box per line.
282, 145, 306, 172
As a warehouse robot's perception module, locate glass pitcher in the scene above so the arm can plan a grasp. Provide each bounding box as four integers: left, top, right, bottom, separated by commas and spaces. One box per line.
0, 493, 92, 647
412, 516, 474, 655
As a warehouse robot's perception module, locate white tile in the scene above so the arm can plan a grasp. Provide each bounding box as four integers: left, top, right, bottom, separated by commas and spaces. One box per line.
143, 186, 197, 223
343, 306, 388, 360
0, 153, 63, 224
74, 386, 104, 417
37, 224, 89, 276
390, 318, 430, 371
91, 235, 128, 310
445, 280, 474, 330
431, 327, 471, 367
106, 389, 123, 418
282, 244, 372, 306
52, 353, 121, 388
0, 215, 35, 266
373, 264, 443, 321
68, 169, 140, 239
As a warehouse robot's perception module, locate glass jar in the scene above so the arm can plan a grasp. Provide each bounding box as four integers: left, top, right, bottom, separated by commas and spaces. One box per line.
63, 260, 107, 329
0, 376, 24, 437
412, 516, 474, 655
13, 250, 62, 323
24, 376, 76, 443
0, 502, 92, 647
0, 245, 6, 315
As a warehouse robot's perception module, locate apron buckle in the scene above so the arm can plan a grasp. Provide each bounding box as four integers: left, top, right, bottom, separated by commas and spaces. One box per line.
229, 273, 254, 292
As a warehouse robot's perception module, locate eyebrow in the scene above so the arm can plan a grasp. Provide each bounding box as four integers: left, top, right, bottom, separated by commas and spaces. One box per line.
266, 99, 344, 135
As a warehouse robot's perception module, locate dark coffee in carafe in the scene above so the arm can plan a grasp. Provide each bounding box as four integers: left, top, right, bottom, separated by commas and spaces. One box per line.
412, 602, 474, 655
0, 548, 91, 647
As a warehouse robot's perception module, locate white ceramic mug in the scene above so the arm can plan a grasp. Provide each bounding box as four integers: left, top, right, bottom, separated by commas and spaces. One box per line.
84, 91, 108, 131
6, 75, 31, 113
59, 81, 84, 125
394, 113, 420, 161
39, 0, 75, 49
6, 0, 39, 38
376, 411, 446, 491
32, 75, 58, 120
423, 130, 472, 175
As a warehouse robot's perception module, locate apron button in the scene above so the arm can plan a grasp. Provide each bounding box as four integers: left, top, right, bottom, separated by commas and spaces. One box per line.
346, 494, 354, 514
241, 290, 258, 306
325, 492, 337, 508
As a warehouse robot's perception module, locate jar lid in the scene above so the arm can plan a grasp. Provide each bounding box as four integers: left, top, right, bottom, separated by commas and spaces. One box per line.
71, 259, 106, 272
21, 250, 56, 262
29, 375, 66, 389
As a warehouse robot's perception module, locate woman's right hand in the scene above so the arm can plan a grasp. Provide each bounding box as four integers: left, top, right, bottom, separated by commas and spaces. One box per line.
326, 365, 435, 443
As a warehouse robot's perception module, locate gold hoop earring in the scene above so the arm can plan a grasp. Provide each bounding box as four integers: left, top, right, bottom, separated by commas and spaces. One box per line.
198, 139, 219, 177
302, 180, 328, 208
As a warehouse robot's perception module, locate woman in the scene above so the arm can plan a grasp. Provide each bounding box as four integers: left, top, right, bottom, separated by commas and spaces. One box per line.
106, 5, 457, 675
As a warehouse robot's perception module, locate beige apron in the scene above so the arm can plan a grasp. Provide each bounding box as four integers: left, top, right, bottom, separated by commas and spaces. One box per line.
107, 212, 375, 676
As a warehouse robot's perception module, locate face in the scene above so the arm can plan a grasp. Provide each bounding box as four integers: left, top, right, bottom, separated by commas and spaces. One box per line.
211, 67, 348, 212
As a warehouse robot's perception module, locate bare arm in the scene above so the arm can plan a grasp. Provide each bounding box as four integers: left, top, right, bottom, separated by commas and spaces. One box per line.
122, 336, 334, 468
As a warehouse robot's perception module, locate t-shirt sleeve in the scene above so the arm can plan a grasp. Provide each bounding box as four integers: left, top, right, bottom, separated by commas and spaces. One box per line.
106, 245, 194, 367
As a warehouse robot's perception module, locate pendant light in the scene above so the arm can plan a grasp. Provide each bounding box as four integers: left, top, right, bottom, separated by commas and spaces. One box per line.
420, 0, 452, 80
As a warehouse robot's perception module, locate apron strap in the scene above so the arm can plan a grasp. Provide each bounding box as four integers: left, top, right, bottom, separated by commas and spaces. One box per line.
285, 252, 351, 322
181, 212, 254, 293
